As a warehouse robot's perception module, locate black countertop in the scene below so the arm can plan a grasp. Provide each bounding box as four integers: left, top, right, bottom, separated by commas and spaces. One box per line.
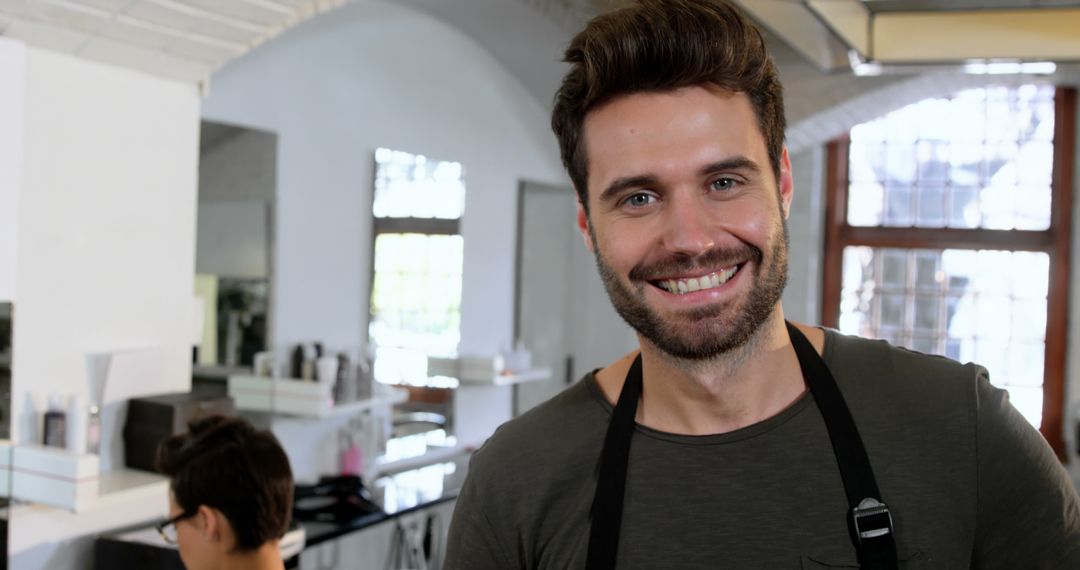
299, 450, 469, 547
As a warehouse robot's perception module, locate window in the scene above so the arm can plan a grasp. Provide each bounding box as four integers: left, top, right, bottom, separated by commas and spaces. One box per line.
823, 86, 1076, 457
369, 148, 466, 384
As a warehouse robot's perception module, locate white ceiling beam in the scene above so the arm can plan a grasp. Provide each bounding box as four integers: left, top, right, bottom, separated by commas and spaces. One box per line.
732, 0, 850, 71
804, 0, 870, 59
874, 9, 1080, 62
806, 5, 1080, 63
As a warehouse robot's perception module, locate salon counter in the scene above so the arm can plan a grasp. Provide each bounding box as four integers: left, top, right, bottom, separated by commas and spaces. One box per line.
94, 451, 470, 569
300, 450, 467, 548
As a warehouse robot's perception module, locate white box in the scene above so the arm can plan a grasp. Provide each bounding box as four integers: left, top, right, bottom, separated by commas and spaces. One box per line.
426, 355, 505, 382
228, 375, 334, 417
11, 444, 99, 512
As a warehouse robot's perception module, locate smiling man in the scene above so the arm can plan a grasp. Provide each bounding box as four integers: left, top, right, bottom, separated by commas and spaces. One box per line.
445, 1, 1080, 569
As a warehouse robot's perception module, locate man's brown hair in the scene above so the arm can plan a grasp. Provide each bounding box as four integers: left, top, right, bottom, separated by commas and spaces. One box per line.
157, 415, 293, 551
551, 0, 785, 212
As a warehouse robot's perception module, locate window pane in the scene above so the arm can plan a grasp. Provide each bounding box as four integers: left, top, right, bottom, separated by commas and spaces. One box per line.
847, 183, 884, 226
849, 143, 886, 183
947, 185, 980, 228
373, 147, 466, 219
370, 233, 464, 383
838, 247, 1049, 428
915, 186, 946, 227
881, 249, 907, 288
847, 85, 1054, 231
916, 140, 949, 183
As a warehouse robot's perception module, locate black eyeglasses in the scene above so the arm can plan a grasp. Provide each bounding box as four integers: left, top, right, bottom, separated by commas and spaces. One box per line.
157, 511, 196, 544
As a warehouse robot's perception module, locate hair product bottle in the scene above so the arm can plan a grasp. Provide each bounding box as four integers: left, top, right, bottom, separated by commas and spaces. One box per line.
43, 394, 67, 448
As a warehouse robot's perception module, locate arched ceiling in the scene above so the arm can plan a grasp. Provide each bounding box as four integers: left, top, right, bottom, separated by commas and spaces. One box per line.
1, 0, 1077, 111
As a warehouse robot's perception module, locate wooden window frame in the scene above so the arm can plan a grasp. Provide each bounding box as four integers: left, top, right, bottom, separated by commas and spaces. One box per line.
822, 86, 1076, 459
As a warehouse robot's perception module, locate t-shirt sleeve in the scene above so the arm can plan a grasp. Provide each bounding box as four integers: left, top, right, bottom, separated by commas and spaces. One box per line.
972, 368, 1080, 568
444, 461, 517, 570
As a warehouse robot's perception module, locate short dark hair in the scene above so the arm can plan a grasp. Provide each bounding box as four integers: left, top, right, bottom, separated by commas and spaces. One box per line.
551, 0, 786, 211
156, 415, 293, 551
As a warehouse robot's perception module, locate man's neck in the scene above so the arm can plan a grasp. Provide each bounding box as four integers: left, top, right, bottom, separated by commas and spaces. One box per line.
634, 309, 809, 435
220, 543, 285, 570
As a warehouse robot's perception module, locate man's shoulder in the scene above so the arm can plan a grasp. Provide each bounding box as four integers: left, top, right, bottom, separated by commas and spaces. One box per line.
821, 328, 986, 432
823, 328, 984, 390
467, 374, 609, 481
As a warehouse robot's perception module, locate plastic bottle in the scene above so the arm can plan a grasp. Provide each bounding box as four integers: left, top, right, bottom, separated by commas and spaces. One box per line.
87, 403, 101, 455
67, 393, 88, 455
42, 395, 67, 448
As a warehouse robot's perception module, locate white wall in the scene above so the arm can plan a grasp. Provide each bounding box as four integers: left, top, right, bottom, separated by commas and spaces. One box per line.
10, 46, 201, 569
781, 146, 826, 323
0, 38, 25, 302
202, 1, 567, 445
203, 1, 565, 352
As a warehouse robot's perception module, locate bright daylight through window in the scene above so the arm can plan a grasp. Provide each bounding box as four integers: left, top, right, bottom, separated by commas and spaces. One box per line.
824, 85, 1076, 455
369, 148, 465, 385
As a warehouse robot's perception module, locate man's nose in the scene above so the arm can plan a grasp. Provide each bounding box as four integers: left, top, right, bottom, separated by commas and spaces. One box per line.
661, 193, 715, 257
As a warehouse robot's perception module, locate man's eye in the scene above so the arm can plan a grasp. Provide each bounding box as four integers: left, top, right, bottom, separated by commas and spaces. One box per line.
710, 178, 738, 191
623, 193, 657, 207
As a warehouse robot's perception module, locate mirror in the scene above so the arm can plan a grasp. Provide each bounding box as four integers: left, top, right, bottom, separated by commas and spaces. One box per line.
193, 121, 277, 389
0, 301, 11, 569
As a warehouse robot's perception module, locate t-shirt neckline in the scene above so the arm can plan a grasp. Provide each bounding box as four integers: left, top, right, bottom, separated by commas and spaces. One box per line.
583, 327, 837, 445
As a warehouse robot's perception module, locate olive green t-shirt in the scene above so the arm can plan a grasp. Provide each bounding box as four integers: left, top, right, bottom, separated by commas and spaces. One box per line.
446, 329, 1080, 569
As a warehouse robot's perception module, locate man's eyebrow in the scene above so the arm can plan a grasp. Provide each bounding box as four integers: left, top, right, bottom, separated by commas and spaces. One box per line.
699, 156, 761, 177
596, 157, 763, 204
598, 174, 660, 203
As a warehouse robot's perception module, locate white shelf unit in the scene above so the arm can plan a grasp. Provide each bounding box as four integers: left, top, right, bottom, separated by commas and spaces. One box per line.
228, 374, 408, 419
455, 368, 552, 386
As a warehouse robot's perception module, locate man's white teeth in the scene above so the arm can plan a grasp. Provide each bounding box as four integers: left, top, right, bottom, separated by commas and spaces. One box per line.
661, 266, 739, 294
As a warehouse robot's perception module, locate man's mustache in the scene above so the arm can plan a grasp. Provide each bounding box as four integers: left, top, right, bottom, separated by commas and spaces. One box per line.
627, 244, 763, 282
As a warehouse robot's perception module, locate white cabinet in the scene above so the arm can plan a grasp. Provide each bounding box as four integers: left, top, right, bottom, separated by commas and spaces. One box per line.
299, 500, 456, 570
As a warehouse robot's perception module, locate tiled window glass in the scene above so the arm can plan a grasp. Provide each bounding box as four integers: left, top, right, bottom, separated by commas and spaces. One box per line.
373, 147, 465, 220
370, 149, 465, 384
839, 84, 1058, 430
847, 85, 1055, 231
839, 247, 1048, 425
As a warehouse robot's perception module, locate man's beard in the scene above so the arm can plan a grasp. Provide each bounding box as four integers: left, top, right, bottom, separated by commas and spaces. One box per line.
591, 219, 789, 361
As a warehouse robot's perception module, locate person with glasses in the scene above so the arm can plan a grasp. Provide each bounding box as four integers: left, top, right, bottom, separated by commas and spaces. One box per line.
156, 415, 294, 570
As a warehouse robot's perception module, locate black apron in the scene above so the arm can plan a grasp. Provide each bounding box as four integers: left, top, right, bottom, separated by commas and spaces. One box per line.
586, 321, 898, 569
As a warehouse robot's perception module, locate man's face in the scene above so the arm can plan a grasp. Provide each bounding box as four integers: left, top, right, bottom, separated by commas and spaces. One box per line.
578, 86, 793, 360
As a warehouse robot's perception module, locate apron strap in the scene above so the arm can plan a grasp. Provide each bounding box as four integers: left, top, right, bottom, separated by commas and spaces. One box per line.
787, 322, 898, 570
586, 353, 642, 570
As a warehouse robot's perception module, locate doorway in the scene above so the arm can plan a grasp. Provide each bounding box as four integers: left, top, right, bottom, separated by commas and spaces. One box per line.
513, 181, 636, 415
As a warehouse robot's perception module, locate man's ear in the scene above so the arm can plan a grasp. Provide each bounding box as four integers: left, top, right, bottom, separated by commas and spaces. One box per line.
196, 505, 222, 543
779, 146, 794, 220
576, 201, 595, 252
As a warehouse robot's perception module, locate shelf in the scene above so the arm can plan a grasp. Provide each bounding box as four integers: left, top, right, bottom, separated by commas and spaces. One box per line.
9, 467, 170, 556
318, 388, 409, 418
372, 443, 469, 477
456, 367, 552, 386
229, 374, 408, 419
94, 468, 169, 509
